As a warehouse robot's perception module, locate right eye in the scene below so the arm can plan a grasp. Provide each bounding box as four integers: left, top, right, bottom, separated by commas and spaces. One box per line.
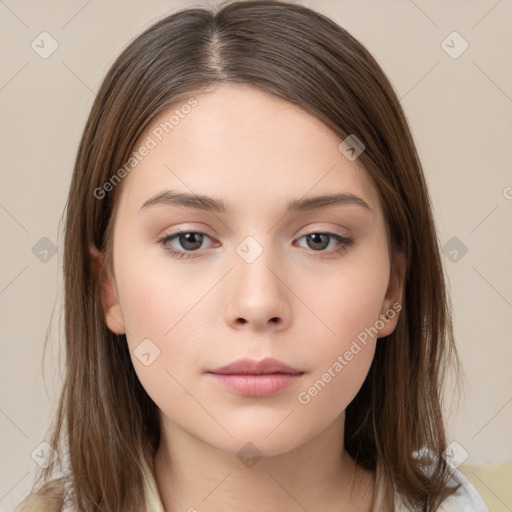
158, 231, 215, 259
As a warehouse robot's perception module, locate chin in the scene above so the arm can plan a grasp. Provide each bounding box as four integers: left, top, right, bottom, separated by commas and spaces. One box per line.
201, 424, 314, 460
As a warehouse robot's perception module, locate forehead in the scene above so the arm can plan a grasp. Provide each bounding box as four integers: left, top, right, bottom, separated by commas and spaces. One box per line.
115, 83, 382, 218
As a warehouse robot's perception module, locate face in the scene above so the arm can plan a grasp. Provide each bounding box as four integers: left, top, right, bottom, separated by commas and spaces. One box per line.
91, 83, 404, 457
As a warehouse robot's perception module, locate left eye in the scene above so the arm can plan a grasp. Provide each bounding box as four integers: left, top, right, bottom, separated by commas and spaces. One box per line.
295, 232, 352, 252
158, 231, 353, 259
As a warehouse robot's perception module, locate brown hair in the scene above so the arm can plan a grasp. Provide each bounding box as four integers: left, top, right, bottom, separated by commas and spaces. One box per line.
16, 1, 460, 510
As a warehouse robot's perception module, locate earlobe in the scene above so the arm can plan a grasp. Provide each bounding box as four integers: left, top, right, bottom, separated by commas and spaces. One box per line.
377, 250, 406, 338
89, 244, 126, 335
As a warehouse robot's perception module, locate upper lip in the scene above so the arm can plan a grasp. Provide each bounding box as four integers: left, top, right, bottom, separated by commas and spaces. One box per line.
208, 357, 303, 375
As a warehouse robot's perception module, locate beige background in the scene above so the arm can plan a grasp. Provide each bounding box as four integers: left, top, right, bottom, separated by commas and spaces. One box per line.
1, 0, 511, 510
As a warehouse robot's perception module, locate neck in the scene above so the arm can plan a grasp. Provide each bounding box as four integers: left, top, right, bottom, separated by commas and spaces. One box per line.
153, 413, 375, 512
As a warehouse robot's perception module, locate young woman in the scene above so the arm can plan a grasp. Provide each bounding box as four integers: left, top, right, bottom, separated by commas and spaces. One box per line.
16, 1, 489, 510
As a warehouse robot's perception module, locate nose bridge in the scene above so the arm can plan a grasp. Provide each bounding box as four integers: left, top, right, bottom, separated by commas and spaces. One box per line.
226, 232, 290, 329
234, 233, 282, 296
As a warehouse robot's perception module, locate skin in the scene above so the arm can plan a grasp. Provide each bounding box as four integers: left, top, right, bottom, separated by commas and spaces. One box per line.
90, 83, 405, 511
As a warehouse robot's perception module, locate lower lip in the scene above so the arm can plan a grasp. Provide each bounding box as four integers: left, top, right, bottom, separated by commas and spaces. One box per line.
207, 372, 305, 397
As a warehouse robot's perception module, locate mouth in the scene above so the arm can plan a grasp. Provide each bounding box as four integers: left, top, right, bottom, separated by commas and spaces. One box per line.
207, 357, 303, 375
206, 357, 305, 397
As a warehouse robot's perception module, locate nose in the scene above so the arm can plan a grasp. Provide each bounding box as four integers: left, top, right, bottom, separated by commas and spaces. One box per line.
224, 245, 291, 332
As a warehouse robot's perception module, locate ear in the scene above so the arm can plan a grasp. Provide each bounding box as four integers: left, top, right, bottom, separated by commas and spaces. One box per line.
376, 250, 406, 338
89, 244, 126, 335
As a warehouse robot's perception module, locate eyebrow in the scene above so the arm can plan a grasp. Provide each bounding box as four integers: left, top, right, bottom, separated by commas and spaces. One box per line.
140, 189, 372, 213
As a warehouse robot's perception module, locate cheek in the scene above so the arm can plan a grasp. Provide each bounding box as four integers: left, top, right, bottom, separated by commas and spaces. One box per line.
113, 246, 223, 408
298, 252, 390, 354
295, 292, 380, 418
291, 252, 388, 409
114, 244, 216, 345
295, 340, 376, 424
116, 274, 206, 423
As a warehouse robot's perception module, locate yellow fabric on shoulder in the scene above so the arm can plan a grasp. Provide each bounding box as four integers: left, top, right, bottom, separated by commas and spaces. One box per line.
459, 462, 512, 512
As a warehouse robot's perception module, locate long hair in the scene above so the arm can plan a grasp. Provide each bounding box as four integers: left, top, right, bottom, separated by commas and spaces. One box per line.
16, 1, 460, 510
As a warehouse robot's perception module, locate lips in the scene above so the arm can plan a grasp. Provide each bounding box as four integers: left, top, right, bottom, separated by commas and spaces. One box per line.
206, 358, 305, 397
207, 357, 303, 375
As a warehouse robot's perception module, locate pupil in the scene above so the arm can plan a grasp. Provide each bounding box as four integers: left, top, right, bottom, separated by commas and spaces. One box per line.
309, 233, 328, 250
181, 233, 202, 250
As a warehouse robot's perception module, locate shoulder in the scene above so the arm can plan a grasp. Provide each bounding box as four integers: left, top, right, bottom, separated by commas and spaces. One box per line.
435, 465, 489, 512
390, 458, 490, 512
15, 477, 73, 512
393, 463, 490, 512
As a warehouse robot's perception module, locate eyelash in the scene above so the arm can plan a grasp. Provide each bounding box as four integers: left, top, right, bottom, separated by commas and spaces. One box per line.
157, 230, 353, 260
